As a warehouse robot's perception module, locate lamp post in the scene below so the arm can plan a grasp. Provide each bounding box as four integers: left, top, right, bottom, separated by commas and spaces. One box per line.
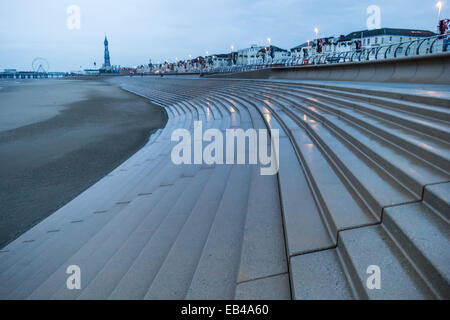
437, 1, 443, 22
267, 37, 271, 46
230, 45, 235, 66
314, 28, 319, 40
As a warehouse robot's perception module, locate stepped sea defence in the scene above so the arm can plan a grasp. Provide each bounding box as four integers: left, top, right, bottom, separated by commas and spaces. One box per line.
1, 70, 448, 299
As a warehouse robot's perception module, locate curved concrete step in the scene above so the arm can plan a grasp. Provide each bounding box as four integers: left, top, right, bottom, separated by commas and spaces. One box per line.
260, 90, 449, 197
260, 93, 416, 216
142, 165, 233, 299
290, 183, 449, 300
259, 85, 450, 171
294, 84, 450, 122
2, 77, 448, 300
96, 167, 214, 300
185, 164, 253, 299
289, 86, 450, 142
0, 116, 187, 268
52, 168, 207, 299
290, 81, 450, 108
25, 181, 181, 300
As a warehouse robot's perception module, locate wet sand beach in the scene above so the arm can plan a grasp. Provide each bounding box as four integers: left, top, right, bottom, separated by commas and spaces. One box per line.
0, 79, 167, 247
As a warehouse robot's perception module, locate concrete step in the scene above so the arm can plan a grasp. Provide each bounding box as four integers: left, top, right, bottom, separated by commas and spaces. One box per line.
185, 164, 252, 299
0, 201, 132, 298
290, 249, 354, 299
250, 93, 378, 241
423, 182, 450, 219
290, 87, 450, 142
1, 118, 194, 296
267, 92, 449, 197
142, 165, 233, 299
95, 168, 213, 300
0, 201, 128, 280
338, 225, 436, 299
290, 223, 439, 300
292, 81, 450, 108
236, 165, 288, 284
239, 93, 335, 257
252, 82, 450, 148
0, 151, 173, 271
235, 274, 291, 300
258, 94, 415, 218
290, 183, 449, 300
262, 119, 334, 256
25, 184, 176, 299
2, 77, 447, 301
212, 92, 253, 124
289, 128, 377, 234
0, 123, 177, 255
382, 183, 450, 299
295, 84, 450, 122
9, 170, 186, 297
57, 170, 210, 299
260, 85, 450, 171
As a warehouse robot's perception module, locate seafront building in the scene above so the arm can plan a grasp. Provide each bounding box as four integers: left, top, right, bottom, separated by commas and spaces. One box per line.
290, 28, 438, 62
141, 26, 445, 74
236, 45, 265, 65
211, 53, 232, 68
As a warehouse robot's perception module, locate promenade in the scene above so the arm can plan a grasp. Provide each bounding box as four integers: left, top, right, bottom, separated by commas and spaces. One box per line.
0, 59, 449, 299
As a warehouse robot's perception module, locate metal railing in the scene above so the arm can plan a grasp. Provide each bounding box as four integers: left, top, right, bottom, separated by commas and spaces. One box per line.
287, 34, 448, 66
205, 34, 449, 72
139, 34, 450, 75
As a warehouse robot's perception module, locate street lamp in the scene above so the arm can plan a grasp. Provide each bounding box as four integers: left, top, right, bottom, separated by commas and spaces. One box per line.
267, 37, 271, 46
437, 1, 443, 23
231, 45, 234, 52
314, 28, 319, 39
206, 50, 209, 56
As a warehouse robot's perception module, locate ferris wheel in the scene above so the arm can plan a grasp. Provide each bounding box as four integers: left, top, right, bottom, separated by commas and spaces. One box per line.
32, 57, 50, 73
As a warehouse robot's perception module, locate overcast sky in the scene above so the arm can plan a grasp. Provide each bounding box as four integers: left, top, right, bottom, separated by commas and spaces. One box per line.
0, 0, 447, 71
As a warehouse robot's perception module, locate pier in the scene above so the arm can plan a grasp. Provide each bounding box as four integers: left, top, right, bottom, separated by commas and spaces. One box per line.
0, 71, 67, 79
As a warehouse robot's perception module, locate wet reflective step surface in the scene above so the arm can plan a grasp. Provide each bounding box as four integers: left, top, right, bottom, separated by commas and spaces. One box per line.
0, 77, 448, 300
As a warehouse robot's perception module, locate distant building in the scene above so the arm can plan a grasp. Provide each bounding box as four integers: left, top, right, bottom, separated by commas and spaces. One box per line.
267, 45, 291, 63
236, 45, 265, 65
211, 54, 232, 68
339, 28, 436, 50
291, 41, 313, 60
291, 28, 437, 61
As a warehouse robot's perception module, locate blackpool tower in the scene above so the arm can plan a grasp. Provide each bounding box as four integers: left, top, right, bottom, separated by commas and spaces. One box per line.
103, 36, 111, 68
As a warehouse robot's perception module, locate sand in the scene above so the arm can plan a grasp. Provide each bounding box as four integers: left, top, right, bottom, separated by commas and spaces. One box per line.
0, 79, 167, 247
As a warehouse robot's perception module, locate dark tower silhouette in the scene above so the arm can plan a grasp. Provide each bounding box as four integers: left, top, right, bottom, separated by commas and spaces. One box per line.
104, 36, 111, 68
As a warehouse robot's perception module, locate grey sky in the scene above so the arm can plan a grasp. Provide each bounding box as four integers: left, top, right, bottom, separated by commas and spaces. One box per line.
0, 0, 447, 71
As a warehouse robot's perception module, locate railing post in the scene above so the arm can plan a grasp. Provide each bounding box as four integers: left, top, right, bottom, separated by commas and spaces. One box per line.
384, 45, 393, 59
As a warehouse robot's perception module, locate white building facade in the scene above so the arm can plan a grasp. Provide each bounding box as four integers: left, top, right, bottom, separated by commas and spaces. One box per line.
290, 28, 438, 63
